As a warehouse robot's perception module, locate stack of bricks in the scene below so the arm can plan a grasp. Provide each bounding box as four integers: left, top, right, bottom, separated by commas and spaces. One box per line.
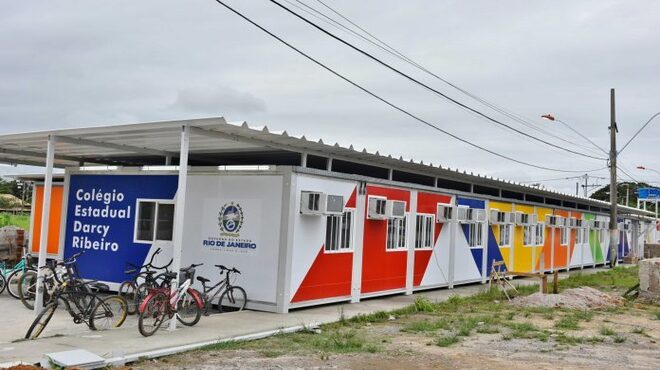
639, 258, 660, 303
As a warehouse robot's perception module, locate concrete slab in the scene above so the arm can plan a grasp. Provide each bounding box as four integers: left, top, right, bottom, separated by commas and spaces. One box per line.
0, 266, 611, 366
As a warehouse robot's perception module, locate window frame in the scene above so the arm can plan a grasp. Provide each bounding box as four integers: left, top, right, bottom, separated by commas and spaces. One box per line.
386, 215, 408, 251
535, 223, 545, 246
467, 222, 484, 248
134, 198, 176, 244
324, 208, 356, 253
498, 223, 512, 247
523, 225, 535, 246
560, 226, 569, 246
414, 213, 435, 250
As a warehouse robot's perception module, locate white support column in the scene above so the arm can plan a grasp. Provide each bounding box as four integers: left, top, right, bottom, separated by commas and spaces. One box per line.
300, 153, 307, 168
35, 135, 55, 314
550, 225, 555, 272
388, 168, 393, 181
326, 157, 333, 172
168, 125, 190, 331
405, 191, 417, 295
448, 201, 457, 288
351, 185, 366, 303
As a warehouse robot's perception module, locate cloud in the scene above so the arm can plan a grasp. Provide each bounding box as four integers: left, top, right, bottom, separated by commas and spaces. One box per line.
171, 85, 267, 115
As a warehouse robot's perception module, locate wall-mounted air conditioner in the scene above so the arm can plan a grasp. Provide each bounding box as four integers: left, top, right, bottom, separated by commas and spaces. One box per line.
490, 209, 506, 224
545, 215, 558, 226
568, 217, 577, 228
575, 219, 583, 228
556, 216, 566, 228
367, 196, 387, 220
530, 214, 538, 225
300, 191, 345, 216
472, 209, 487, 223
386, 200, 406, 219
515, 212, 536, 226
457, 207, 471, 222
436, 203, 453, 223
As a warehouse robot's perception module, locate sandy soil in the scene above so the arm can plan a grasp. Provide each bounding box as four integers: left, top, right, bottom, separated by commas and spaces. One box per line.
127, 307, 660, 370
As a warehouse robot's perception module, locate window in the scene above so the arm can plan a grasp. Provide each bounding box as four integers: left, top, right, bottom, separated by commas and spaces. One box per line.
415, 214, 434, 249
560, 226, 568, 245
535, 223, 545, 246
135, 200, 175, 243
387, 217, 407, 250
499, 224, 512, 247
325, 209, 354, 252
468, 224, 483, 247
523, 225, 534, 246
576, 228, 586, 244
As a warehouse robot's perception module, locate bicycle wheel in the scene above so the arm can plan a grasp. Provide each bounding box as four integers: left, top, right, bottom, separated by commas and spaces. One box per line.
118, 281, 138, 315
176, 289, 202, 327
7, 269, 34, 299
0, 273, 6, 295
134, 282, 151, 311
90, 296, 128, 331
138, 292, 168, 337
218, 286, 247, 313
25, 303, 57, 340
18, 270, 38, 309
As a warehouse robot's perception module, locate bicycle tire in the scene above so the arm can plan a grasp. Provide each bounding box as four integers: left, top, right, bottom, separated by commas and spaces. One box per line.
25, 303, 57, 340
18, 270, 38, 309
138, 291, 168, 337
218, 286, 247, 313
7, 269, 34, 299
118, 281, 138, 315
90, 296, 128, 331
0, 273, 6, 295
134, 282, 151, 311
176, 288, 202, 327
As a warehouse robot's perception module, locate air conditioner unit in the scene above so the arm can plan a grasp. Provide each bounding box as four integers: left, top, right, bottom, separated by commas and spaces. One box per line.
589, 220, 599, 229
545, 215, 558, 226
506, 212, 516, 224
490, 210, 511, 224
514, 211, 527, 225
575, 219, 583, 228
300, 191, 345, 216
436, 203, 453, 223
386, 200, 406, 219
367, 196, 387, 220
457, 207, 471, 222
530, 214, 538, 225
472, 209, 487, 223
568, 217, 577, 228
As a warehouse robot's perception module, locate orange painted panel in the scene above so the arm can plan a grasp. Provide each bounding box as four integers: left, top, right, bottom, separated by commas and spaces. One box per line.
31, 185, 64, 255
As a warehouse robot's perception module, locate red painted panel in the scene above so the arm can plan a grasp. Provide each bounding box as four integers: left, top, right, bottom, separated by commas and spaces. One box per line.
361, 185, 410, 294
291, 245, 353, 302
346, 188, 357, 208
413, 191, 451, 286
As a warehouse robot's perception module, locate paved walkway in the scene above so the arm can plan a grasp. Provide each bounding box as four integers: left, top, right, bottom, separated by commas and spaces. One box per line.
0, 267, 609, 367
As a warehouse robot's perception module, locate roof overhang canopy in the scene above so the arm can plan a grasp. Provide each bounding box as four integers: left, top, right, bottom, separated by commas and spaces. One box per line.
0, 116, 654, 218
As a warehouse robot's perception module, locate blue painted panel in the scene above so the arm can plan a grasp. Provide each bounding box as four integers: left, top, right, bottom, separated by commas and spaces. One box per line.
64, 174, 178, 283
486, 227, 504, 274
457, 197, 485, 209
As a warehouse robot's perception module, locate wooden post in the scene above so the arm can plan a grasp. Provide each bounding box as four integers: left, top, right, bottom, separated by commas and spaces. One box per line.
552, 270, 559, 294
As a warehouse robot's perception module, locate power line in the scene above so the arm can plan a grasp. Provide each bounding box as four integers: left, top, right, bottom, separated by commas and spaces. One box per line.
211, 0, 604, 174
619, 111, 660, 154
306, 0, 607, 158
268, 0, 607, 161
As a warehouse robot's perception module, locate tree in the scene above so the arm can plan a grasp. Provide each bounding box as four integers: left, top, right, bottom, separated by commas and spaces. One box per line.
590, 181, 657, 209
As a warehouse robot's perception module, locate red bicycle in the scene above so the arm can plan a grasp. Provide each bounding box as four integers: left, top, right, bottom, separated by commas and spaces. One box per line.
137, 263, 204, 337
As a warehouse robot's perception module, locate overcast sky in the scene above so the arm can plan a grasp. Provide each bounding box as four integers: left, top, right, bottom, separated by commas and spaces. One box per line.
1, 0, 659, 195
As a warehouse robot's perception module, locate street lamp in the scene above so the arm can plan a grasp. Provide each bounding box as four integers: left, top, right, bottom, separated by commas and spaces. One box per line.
636, 165, 660, 176
541, 114, 608, 155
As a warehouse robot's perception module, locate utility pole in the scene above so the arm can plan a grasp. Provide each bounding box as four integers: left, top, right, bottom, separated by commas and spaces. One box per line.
575, 182, 579, 196
609, 88, 618, 267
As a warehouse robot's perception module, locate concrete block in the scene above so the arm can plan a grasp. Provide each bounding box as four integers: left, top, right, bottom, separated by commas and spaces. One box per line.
639, 258, 660, 303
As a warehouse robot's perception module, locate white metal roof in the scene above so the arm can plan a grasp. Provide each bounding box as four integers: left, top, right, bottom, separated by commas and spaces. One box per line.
0, 116, 653, 217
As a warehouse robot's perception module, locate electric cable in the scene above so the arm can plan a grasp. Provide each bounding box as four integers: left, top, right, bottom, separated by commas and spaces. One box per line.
304, 0, 605, 157
211, 0, 605, 173
270, 0, 606, 161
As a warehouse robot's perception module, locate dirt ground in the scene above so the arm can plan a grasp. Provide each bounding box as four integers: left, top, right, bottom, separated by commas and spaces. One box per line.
127, 300, 660, 370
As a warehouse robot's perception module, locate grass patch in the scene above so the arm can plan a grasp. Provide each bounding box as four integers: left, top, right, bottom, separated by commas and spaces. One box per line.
475, 325, 500, 334
652, 310, 660, 320
435, 334, 460, 347
401, 318, 449, 333
0, 213, 29, 230
599, 326, 616, 336
201, 340, 242, 351
559, 266, 639, 291
555, 333, 604, 346
631, 327, 647, 335
554, 316, 580, 330
613, 335, 626, 343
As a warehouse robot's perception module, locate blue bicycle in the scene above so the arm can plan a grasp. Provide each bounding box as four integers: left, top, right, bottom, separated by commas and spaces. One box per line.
0, 246, 35, 299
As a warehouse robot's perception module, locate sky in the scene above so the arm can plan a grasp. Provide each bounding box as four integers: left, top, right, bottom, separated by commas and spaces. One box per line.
1, 0, 659, 195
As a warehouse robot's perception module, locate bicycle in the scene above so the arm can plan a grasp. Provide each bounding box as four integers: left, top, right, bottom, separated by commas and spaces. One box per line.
25, 277, 128, 340
197, 265, 247, 314
1, 246, 36, 299
18, 252, 85, 310
137, 263, 204, 337
118, 248, 173, 315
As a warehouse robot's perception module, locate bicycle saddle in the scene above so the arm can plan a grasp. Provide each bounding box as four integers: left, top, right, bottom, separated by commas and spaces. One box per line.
215, 264, 227, 270
196, 276, 210, 284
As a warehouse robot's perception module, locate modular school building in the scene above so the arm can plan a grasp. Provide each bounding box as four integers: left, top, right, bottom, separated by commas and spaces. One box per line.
3, 117, 657, 313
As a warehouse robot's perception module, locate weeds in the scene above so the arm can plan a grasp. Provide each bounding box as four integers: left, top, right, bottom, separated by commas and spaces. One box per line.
435, 334, 460, 347
599, 327, 616, 336
554, 316, 580, 330
401, 319, 449, 333
613, 335, 626, 343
